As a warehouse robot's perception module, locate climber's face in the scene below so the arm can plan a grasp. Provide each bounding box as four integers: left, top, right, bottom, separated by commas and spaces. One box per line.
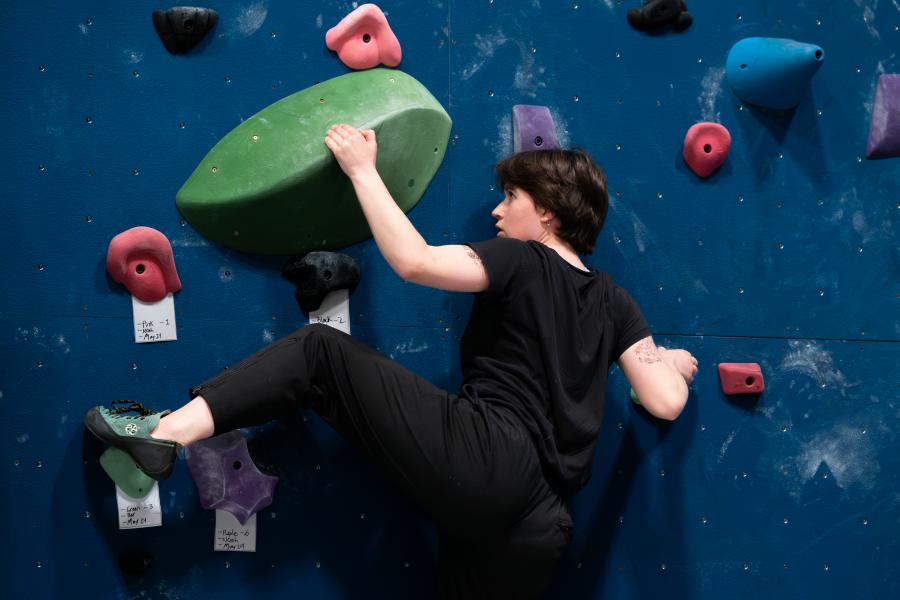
491, 186, 551, 242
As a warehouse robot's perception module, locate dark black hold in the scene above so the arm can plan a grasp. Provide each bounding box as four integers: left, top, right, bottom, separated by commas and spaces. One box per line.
152, 7, 219, 55
281, 252, 361, 313
118, 549, 153, 577
627, 0, 692, 33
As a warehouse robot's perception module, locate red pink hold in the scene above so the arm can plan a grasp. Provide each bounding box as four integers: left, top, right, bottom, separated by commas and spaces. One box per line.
683, 122, 731, 178
325, 4, 401, 70
107, 226, 181, 303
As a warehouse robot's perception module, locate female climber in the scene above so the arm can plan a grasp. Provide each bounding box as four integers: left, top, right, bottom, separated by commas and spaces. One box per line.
85, 123, 697, 598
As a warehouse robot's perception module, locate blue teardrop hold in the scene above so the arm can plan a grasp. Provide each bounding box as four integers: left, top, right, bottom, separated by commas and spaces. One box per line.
726, 38, 825, 110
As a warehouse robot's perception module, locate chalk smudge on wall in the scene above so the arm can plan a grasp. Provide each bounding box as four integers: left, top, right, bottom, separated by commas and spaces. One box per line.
232, 1, 269, 38
513, 41, 547, 98
698, 67, 726, 122
16, 327, 71, 355
780, 340, 850, 395
852, 0, 881, 39
121, 49, 144, 64
796, 423, 880, 491
461, 30, 509, 80
491, 112, 513, 159
389, 340, 430, 360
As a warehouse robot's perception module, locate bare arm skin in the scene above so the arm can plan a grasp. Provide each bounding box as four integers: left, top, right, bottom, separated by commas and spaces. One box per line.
618, 336, 696, 420
324, 124, 488, 293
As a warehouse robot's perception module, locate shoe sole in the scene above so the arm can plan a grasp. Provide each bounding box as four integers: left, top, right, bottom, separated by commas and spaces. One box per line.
84, 408, 179, 480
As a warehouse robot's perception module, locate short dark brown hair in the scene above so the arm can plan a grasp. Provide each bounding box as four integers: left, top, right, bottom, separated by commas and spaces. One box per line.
494, 148, 609, 254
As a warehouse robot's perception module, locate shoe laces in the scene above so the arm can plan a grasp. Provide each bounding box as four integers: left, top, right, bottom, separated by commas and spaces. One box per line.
110, 400, 153, 417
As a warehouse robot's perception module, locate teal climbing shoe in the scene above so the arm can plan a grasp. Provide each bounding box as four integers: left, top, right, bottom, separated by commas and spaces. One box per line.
84, 400, 180, 480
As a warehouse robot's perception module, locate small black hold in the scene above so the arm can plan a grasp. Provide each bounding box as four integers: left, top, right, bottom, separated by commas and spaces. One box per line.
118, 549, 153, 577
627, 0, 692, 33
281, 252, 361, 313
152, 7, 219, 55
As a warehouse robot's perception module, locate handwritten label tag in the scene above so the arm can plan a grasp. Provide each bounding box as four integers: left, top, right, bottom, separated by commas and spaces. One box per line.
309, 289, 350, 334
116, 482, 162, 529
214, 510, 257, 552
132, 293, 178, 343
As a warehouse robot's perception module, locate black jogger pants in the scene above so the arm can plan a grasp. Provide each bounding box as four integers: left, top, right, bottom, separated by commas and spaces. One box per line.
189, 324, 573, 598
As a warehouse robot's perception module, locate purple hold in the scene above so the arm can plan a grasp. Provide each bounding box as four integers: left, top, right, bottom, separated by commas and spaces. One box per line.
513, 105, 560, 153
867, 74, 900, 160
185, 430, 278, 525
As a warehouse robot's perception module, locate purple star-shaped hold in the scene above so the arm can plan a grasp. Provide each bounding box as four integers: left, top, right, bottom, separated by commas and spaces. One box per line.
867, 74, 900, 159
185, 430, 278, 525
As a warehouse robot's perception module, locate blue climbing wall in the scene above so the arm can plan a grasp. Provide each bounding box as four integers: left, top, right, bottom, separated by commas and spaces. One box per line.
2, 0, 898, 598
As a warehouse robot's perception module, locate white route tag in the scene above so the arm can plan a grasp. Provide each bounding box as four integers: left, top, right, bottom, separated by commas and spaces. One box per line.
214, 510, 257, 552
309, 289, 350, 334
132, 293, 178, 343
116, 482, 163, 529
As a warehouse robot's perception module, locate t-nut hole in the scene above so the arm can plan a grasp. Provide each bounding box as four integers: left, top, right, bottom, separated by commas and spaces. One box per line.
323, 269, 333, 281
135, 264, 146, 275
362, 33, 372, 43
534, 135, 543, 146
745, 376, 755, 386
407, 178, 415, 188
233, 460, 242, 470
740, 63, 748, 69
703, 144, 712, 153
184, 19, 195, 31
814, 50, 823, 60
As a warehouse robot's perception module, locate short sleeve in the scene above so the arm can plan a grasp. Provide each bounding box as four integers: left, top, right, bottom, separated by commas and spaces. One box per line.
610, 282, 652, 360
466, 238, 537, 303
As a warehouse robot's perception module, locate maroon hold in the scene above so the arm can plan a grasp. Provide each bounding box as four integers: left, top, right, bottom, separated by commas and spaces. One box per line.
683, 122, 731, 178
717, 363, 765, 395
106, 226, 181, 302
513, 105, 560, 153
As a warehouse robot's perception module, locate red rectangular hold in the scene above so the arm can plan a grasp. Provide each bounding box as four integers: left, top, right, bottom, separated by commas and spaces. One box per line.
717, 363, 765, 395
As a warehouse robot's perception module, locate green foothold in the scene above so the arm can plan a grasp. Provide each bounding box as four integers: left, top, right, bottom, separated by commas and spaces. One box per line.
176, 68, 452, 254
630, 387, 641, 405
100, 447, 155, 499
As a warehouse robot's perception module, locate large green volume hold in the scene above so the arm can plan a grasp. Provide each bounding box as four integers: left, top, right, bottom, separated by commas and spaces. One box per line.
176, 68, 451, 254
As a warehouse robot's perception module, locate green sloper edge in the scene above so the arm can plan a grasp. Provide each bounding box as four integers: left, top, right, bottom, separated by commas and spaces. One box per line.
176, 68, 452, 254
100, 447, 155, 500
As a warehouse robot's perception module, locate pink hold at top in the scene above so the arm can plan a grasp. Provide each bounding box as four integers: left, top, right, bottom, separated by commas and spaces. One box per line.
106, 226, 181, 303
325, 3, 402, 70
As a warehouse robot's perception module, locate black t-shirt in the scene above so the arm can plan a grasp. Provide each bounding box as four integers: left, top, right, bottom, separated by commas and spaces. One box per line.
461, 237, 651, 495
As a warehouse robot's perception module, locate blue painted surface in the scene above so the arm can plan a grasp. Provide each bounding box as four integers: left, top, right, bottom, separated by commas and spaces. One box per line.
2, 1, 898, 598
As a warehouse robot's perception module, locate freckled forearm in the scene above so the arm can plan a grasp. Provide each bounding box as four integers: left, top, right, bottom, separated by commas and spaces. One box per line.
465, 247, 482, 267
635, 340, 688, 419
634, 339, 663, 364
